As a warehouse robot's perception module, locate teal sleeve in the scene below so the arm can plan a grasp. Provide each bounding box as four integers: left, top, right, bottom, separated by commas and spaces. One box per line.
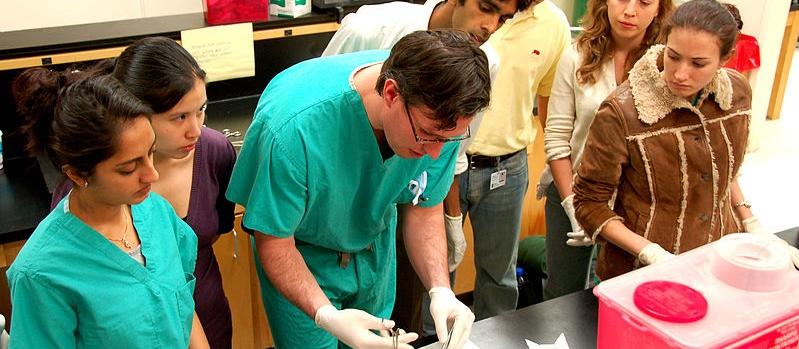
8, 271, 77, 349
418, 142, 458, 208
226, 120, 308, 237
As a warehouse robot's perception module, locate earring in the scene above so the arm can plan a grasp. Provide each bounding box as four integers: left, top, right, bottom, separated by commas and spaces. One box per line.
83, 181, 89, 188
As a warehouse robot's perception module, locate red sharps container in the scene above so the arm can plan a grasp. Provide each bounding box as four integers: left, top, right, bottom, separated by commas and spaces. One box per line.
595, 233, 799, 349
203, 0, 269, 25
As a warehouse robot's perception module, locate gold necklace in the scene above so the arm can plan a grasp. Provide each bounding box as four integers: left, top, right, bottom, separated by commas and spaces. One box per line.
108, 207, 133, 249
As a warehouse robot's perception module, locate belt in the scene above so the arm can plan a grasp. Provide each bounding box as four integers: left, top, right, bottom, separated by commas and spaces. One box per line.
338, 244, 373, 268
295, 239, 374, 269
467, 149, 524, 169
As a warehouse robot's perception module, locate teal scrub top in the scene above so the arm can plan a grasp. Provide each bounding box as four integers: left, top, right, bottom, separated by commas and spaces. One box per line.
226, 50, 458, 252
7, 193, 198, 349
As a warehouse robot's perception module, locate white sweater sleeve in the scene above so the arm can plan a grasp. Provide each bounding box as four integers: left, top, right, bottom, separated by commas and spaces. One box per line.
544, 46, 579, 163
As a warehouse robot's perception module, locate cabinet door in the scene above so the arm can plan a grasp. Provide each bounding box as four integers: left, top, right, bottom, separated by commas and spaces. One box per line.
213, 213, 273, 349
0, 240, 26, 326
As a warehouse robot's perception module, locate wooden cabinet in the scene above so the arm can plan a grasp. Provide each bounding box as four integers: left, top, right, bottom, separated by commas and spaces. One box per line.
212, 210, 273, 349
0, 240, 25, 323
768, 10, 799, 119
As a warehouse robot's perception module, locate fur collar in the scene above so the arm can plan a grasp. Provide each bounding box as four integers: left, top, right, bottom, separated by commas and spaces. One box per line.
628, 45, 734, 124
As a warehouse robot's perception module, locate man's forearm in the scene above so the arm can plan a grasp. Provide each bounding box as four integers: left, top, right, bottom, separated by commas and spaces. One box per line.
537, 95, 550, 128
254, 232, 331, 318
401, 203, 450, 290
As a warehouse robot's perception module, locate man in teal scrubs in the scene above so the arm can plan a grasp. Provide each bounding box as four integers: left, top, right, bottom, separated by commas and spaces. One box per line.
227, 30, 490, 349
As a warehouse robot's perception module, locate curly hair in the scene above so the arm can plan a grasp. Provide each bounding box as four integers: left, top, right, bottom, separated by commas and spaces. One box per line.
575, 0, 675, 85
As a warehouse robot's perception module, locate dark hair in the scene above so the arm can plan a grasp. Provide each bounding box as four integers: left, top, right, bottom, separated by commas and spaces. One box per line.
722, 3, 743, 31
665, 0, 738, 58
12, 70, 152, 176
113, 36, 206, 114
576, 0, 674, 85
375, 29, 491, 130
454, 0, 540, 16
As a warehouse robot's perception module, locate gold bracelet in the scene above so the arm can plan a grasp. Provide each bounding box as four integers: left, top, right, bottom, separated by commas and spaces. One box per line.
733, 200, 751, 209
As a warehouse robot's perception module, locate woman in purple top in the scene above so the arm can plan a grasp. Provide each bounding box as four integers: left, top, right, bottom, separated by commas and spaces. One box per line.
112, 37, 236, 348
52, 37, 236, 348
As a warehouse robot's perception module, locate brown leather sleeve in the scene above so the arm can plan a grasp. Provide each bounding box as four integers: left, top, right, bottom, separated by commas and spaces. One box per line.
573, 99, 629, 236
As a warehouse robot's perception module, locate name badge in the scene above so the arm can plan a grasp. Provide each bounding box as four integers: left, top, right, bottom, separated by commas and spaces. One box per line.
490, 169, 507, 190
407, 171, 429, 205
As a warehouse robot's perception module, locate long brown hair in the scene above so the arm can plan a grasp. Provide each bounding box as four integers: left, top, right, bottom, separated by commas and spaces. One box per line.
575, 0, 674, 85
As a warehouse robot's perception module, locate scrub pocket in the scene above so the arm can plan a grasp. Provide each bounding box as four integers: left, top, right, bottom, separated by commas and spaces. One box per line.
176, 273, 197, 340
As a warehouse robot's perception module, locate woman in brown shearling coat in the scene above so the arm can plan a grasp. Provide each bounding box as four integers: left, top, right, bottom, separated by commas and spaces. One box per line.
573, 0, 799, 280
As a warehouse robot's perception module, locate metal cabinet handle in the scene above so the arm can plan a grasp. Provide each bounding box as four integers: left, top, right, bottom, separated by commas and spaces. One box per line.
232, 227, 239, 260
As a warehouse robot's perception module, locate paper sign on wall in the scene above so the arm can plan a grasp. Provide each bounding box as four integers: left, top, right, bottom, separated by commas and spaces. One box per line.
180, 23, 255, 83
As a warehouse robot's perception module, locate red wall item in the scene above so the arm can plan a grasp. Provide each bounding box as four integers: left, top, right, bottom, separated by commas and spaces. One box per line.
203, 0, 269, 25
724, 33, 760, 73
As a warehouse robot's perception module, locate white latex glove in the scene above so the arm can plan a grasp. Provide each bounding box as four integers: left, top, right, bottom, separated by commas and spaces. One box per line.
560, 194, 592, 247
742, 216, 765, 233
314, 305, 418, 349
445, 214, 467, 272
744, 217, 799, 269
429, 287, 474, 349
638, 243, 676, 265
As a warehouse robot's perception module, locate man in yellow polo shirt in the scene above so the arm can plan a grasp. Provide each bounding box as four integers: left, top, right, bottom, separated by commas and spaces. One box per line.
455, 0, 570, 320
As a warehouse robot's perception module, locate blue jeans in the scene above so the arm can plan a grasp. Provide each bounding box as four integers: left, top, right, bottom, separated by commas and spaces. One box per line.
543, 182, 593, 299
459, 149, 528, 320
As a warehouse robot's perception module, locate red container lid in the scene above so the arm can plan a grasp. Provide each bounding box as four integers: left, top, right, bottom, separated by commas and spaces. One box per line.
633, 281, 708, 323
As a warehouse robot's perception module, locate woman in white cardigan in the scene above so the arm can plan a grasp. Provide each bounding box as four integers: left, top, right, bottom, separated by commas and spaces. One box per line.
539, 0, 673, 299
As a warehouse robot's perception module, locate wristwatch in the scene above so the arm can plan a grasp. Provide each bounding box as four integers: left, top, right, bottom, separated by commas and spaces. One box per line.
733, 200, 751, 209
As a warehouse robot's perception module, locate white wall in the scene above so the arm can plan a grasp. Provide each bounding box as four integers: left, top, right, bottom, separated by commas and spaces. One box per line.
0, 0, 203, 32
724, 0, 789, 150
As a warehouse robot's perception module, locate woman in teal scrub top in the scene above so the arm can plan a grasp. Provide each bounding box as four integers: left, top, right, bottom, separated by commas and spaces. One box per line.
7, 69, 208, 348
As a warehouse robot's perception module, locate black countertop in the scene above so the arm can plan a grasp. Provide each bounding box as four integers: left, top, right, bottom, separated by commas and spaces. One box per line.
205, 95, 260, 149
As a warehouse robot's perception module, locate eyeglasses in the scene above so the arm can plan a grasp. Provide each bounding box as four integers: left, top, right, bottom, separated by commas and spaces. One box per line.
403, 102, 470, 144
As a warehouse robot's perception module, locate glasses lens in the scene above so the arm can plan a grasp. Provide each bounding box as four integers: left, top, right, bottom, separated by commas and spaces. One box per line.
406, 101, 470, 144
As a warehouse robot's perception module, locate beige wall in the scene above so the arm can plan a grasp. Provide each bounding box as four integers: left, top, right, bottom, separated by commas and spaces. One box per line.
550, 0, 574, 24
0, 0, 203, 32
